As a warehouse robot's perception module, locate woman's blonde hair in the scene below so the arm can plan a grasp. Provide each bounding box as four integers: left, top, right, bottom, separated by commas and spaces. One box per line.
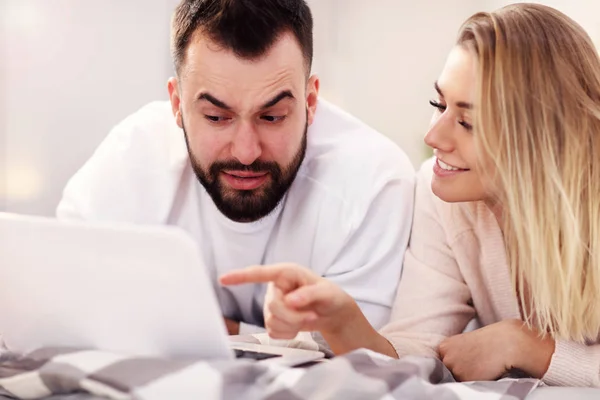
458, 3, 600, 342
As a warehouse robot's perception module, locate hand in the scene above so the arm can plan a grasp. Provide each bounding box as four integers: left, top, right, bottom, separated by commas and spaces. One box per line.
220, 263, 358, 340
224, 317, 240, 335
438, 319, 555, 382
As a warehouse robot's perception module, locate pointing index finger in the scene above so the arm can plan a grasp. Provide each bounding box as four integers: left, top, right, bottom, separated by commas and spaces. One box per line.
219, 265, 282, 285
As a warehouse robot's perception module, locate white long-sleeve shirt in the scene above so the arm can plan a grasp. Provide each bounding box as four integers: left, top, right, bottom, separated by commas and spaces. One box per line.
56, 99, 415, 332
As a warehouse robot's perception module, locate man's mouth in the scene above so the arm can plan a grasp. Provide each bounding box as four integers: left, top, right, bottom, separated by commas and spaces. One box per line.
221, 170, 269, 190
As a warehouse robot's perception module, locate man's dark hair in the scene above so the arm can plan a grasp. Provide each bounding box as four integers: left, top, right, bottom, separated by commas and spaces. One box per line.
171, 0, 313, 75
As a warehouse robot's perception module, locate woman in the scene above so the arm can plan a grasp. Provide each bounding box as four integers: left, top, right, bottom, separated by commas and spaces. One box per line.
221, 3, 600, 387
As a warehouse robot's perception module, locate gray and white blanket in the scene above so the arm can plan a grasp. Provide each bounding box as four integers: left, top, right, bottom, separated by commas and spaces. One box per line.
0, 334, 539, 400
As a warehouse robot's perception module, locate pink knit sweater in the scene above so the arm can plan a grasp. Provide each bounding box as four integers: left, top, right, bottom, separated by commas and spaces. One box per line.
380, 159, 600, 387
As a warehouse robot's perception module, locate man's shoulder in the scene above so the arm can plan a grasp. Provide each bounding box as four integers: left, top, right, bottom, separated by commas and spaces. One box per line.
309, 99, 413, 170
57, 101, 189, 221
100, 101, 182, 157
288, 99, 415, 227
302, 99, 415, 199
83, 100, 187, 171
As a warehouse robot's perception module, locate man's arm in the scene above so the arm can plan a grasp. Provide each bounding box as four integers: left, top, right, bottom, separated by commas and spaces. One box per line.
224, 318, 240, 335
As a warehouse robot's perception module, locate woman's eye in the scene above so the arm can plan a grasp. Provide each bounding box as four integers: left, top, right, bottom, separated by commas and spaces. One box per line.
429, 100, 447, 112
459, 121, 473, 131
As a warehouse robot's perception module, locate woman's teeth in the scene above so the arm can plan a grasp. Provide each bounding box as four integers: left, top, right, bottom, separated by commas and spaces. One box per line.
438, 159, 461, 171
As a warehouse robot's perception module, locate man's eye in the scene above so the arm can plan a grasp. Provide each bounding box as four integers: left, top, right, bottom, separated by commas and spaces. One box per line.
261, 115, 286, 123
205, 115, 230, 123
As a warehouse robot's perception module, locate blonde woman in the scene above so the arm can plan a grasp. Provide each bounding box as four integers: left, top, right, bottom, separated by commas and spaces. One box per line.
221, 3, 600, 387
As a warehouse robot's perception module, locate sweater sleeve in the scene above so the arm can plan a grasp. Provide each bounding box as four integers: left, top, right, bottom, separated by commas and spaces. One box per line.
379, 162, 476, 358
542, 339, 600, 387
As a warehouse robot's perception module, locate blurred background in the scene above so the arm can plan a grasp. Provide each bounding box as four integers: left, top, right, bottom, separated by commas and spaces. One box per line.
1, 0, 599, 216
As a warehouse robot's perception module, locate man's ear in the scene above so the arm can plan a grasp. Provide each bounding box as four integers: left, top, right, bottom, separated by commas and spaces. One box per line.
306, 74, 320, 125
167, 77, 183, 128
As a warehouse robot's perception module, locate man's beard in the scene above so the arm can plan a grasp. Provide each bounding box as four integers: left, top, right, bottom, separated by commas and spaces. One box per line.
182, 117, 308, 223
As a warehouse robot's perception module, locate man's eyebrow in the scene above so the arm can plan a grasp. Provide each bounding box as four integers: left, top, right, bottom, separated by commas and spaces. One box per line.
260, 90, 295, 110
197, 92, 232, 110
434, 81, 472, 109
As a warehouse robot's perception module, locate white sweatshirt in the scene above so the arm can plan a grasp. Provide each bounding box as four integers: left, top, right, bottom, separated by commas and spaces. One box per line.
57, 99, 415, 333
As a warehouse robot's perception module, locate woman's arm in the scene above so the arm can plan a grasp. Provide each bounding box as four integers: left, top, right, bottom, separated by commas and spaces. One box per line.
542, 340, 600, 387
319, 300, 398, 357
378, 161, 476, 358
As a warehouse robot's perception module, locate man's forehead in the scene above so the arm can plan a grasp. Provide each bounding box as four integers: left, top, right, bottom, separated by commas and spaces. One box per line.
187, 66, 300, 110
180, 34, 305, 109
182, 31, 306, 82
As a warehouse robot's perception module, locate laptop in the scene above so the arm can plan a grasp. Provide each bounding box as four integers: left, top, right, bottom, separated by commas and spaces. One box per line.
0, 212, 325, 366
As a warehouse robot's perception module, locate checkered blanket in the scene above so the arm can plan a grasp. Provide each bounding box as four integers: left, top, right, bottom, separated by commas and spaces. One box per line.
0, 336, 540, 400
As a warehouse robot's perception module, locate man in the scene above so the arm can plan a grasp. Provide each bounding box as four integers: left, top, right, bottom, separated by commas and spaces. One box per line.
57, 0, 415, 335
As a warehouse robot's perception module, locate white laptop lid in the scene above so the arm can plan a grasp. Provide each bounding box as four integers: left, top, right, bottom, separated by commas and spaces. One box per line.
0, 212, 233, 360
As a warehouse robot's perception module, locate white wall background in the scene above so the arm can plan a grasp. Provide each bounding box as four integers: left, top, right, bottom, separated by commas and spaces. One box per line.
308, 0, 481, 166
2, 0, 600, 216
2, 0, 174, 216
1, 0, 8, 212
